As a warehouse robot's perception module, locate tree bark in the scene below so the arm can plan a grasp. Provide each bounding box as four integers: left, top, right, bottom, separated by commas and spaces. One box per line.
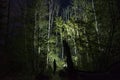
63, 40, 74, 72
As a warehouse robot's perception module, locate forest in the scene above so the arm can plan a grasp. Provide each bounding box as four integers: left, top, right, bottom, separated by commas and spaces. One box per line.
0, 0, 120, 80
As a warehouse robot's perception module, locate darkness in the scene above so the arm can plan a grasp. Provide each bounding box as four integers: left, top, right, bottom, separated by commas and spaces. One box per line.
0, 0, 120, 80
58, 0, 72, 16
60, 0, 71, 8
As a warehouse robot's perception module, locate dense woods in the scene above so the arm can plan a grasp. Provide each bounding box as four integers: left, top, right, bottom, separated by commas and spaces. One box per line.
0, 0, 120, 80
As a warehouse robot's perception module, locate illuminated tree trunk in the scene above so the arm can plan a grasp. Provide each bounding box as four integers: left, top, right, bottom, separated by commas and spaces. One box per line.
34, 9, 39, 73
55, 2, 59, 55
73, 39, 77, 54
47, 0, 54, 65
92, 0, 100, 50
47, 0, 51, 65
61, 31, 64, 59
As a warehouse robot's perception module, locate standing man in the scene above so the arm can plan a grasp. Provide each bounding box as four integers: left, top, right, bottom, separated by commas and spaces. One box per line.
53, 59, 56, 74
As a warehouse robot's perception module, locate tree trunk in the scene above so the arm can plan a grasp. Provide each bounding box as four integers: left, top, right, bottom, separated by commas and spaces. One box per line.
92, 0, 100, 50
63, 40, 74, 72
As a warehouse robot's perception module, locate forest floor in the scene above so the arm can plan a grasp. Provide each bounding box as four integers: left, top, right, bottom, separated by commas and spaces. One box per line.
52, 70, 120, 80
0, 71, 35, 80
1, 69, 120, 80
35, 69, 120, 80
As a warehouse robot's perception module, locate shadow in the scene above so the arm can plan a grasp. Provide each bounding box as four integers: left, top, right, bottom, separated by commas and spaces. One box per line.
35, 73, 50, 80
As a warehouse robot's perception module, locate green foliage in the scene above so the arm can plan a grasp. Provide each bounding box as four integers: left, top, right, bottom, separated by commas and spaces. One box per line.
72, 55, 78, 66
48, 36, 56, 44
55, 17, 79, 39
32, 0, 120, 73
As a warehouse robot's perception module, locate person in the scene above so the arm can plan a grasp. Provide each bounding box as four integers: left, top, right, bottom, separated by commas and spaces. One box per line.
53, 59, 56, 74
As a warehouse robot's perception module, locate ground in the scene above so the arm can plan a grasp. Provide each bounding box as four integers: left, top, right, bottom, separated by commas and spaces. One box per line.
1, 69, 120, 80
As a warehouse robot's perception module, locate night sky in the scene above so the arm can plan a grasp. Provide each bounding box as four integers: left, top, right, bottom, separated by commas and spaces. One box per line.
60, 0, 72, 8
